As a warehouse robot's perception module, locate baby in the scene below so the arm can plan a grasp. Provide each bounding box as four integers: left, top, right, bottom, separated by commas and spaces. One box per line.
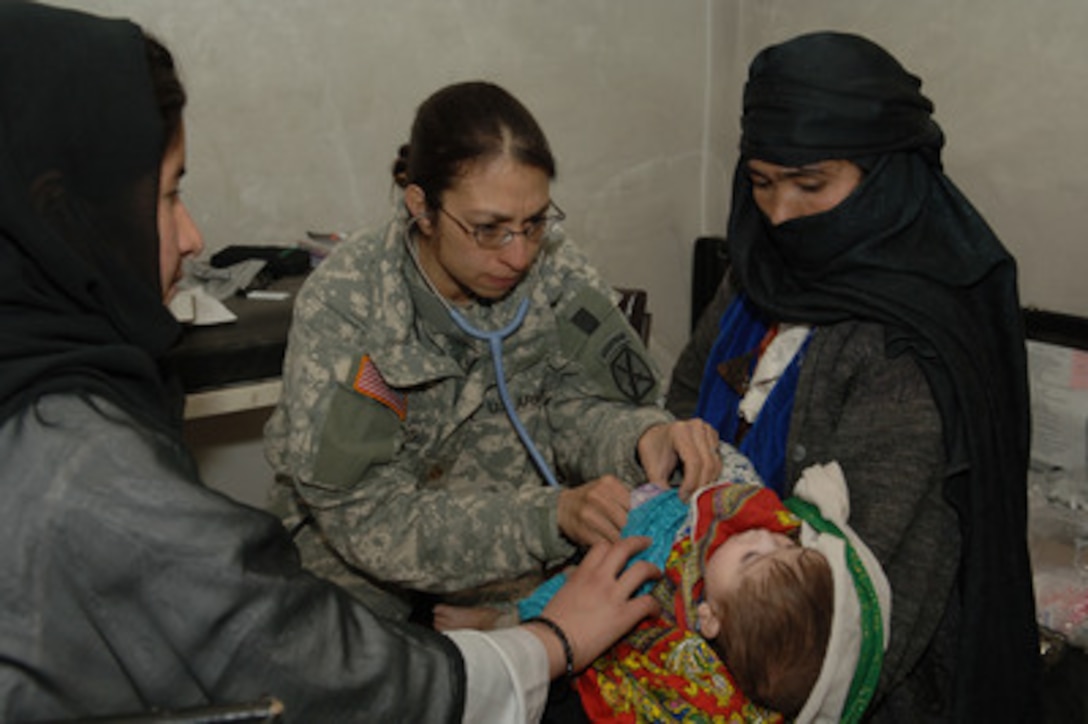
441, 448, 890, 721
695, 494, 834, 715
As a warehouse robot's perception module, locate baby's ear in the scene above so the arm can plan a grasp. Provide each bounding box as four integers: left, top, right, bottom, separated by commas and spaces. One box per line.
696, 601, 721, 639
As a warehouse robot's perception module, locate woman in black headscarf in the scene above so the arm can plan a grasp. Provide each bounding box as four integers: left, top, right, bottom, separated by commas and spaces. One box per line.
0, 3, 660, 721
667, 32, 1039, 721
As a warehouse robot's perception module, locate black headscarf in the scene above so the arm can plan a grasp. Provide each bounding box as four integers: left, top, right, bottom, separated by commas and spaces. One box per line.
729, 32, 1038, 720
0, 2, 183, 430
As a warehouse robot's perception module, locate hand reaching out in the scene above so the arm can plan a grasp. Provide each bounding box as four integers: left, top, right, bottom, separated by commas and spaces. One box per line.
556, 474, 630, 546
527, 536, 661, 676
637, 419, 722, 501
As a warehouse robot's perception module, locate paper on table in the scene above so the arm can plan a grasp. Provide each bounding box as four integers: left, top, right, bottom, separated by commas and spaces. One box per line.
168, 285, 237, 326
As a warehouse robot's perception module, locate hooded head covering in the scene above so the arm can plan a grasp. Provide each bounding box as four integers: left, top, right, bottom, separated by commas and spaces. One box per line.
787, 463, 890, 724
0, 2, 182, 429
739, 32, 944, 168
727, 31, 1038, 719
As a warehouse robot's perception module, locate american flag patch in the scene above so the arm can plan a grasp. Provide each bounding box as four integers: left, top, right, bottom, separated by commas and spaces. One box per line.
352, 355, 407, 420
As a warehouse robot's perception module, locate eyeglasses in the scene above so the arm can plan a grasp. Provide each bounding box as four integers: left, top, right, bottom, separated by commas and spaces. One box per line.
437, 202, 566, 250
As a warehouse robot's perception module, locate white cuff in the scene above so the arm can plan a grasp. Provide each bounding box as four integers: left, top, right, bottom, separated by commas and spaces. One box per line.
447, 627, 550, 723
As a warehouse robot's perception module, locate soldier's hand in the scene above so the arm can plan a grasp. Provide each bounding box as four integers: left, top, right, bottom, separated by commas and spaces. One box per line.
637, 419, 721, 501
557, 475, 630, 546
527, 536, 661, 676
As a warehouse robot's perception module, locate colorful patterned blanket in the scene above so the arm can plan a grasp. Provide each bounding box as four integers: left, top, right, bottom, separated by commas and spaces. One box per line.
574, 483, 799, 723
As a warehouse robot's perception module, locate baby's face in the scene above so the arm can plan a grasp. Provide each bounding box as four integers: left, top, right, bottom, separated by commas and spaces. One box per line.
702, 528, 802, 604
697, 528, 804, 639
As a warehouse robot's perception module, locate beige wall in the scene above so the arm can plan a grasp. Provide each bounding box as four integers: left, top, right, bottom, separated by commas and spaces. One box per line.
60, 0, 1088, 366
55, 1, 1088, 503
61, 0, 718, 370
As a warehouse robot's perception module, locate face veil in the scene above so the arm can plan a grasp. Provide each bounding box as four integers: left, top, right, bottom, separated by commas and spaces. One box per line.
0, 2, 182, 428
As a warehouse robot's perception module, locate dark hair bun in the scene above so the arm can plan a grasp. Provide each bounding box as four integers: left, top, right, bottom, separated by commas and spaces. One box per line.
391, 143, 411, 188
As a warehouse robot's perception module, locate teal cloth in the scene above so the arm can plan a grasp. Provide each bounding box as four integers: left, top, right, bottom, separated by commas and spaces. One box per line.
518, 487, 687, 620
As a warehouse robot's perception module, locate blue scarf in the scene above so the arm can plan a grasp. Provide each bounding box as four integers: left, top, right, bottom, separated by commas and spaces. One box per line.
694, 295, 809, 494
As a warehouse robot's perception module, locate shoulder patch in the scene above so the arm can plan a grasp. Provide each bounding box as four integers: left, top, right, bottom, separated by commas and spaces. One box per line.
352, 355, 407, 420
608, 343, 656, 403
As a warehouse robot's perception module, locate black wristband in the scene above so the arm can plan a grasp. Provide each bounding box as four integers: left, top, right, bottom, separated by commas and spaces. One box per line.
524, 615, 575, 678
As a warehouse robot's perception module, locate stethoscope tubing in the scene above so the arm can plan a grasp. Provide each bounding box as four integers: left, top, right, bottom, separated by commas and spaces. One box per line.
403, 219, 561, 488
447, 299, 561, 488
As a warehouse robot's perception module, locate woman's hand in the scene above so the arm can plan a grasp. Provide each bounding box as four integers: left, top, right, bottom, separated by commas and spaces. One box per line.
637, 419, 721, 501
527, 536, 661, 676
557, 475, 630, 545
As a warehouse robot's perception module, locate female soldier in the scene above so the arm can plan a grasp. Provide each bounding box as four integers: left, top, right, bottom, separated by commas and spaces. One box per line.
666, 32, 1039, 722
265, 81, 721, 621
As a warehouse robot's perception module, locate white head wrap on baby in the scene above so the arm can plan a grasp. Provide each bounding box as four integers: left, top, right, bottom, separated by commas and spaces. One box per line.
788, 462, 892, 724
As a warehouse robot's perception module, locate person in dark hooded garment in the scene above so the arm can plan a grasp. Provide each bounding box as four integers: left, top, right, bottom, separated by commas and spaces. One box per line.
0, 3, 661, 721
667, 31, 1039, 722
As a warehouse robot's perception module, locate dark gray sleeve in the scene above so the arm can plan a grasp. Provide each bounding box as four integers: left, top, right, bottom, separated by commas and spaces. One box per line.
664, 274, 736, 419
785, 322, 958, 709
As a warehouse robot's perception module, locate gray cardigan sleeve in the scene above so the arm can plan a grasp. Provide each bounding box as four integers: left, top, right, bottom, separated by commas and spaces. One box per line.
784, 321, 959, 711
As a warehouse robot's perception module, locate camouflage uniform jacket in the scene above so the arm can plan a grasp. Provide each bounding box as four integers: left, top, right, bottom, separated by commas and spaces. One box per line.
265, 218, 672, 617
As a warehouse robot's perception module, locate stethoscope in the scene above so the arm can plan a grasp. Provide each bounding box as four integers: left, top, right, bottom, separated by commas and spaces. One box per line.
404, 219, 561, 488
